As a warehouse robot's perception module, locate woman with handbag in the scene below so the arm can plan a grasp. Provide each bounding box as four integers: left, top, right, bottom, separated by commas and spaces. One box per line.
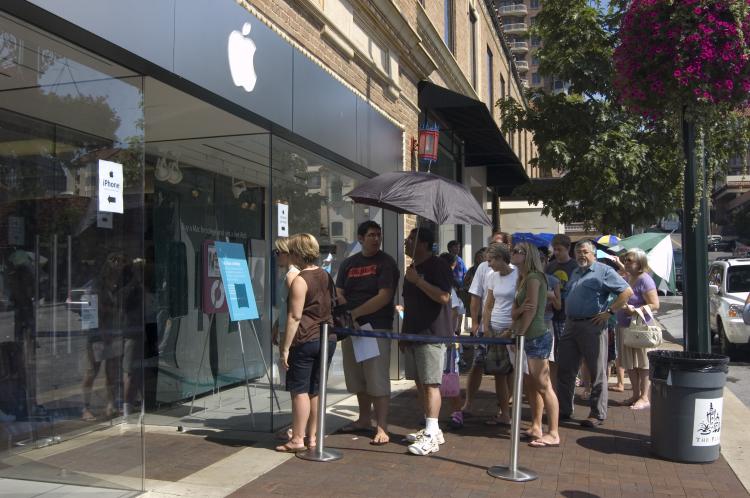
509, 242, 559, 448
276, 233, 336, 452
482, 243, 517, 426
617, 248, 660, 411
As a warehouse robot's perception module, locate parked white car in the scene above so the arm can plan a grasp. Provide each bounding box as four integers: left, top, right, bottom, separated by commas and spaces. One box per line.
709, 258, 750, 355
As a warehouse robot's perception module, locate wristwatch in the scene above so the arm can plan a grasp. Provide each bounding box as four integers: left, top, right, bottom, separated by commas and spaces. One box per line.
606, 307, 615, 315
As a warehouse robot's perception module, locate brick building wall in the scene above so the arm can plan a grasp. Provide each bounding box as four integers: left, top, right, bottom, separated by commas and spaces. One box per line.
242, 0, 544, 239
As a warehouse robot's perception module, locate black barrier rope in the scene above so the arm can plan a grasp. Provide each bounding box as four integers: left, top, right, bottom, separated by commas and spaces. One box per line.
331, 326, 514, 345
298, 323, 538, 481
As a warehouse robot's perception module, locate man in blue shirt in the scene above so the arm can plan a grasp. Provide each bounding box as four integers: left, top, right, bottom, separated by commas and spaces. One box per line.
557, 240, 633, 428
447, 240, 467, 290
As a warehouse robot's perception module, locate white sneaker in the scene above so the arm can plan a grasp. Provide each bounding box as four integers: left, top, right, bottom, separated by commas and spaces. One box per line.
408, 432, 440, 456
405, 428, 445, 444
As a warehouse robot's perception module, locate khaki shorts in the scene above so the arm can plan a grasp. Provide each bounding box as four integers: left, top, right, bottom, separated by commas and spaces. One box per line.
342, 337, 391, 397
404, 343, 445, 386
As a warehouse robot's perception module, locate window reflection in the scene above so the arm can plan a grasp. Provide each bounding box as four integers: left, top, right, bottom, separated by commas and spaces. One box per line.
0, 12, 145, 491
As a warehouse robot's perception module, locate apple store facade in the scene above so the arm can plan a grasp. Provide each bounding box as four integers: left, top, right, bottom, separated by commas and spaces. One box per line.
0, 0, 403, 491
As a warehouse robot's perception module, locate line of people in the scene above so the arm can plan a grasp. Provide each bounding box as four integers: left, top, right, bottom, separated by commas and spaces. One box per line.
272, 224, 659, 456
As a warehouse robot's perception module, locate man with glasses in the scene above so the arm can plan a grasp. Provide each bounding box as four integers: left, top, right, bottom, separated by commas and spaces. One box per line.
335, 221, 399, 445
556, 240, 632, 428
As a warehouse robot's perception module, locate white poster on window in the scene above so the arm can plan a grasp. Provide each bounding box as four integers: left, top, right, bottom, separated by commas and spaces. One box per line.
80, 294, 99, 330
277, 202, 288, 237
692, 398, 722, 446
98, 160, 124, 214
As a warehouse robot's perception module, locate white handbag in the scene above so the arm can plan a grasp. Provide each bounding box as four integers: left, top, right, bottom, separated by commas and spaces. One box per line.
622, 306, 662, 348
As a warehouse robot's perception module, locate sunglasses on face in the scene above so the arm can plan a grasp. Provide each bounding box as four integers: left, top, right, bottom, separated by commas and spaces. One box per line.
512, 248, 526, 256
273, 249, 287, 256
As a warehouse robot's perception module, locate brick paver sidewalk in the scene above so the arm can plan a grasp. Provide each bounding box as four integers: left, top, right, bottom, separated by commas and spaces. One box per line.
233, 377, 748, 498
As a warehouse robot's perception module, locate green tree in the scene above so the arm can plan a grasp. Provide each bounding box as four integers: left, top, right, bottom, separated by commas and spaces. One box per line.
500, 0, 750, 233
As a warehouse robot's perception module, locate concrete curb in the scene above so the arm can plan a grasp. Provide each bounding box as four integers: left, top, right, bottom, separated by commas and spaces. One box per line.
722, 386, 750, 492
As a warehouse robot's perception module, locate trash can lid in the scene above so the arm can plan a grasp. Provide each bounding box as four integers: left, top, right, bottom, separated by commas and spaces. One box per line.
647, 350, 729, 373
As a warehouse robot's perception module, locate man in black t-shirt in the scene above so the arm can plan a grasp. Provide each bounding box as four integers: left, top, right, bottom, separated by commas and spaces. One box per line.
402, 227, 453, 456
335, 221, 399, 445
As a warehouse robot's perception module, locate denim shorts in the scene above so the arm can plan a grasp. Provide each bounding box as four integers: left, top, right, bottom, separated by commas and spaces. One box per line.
524, 331, 553, 360
286, 340, 336, 395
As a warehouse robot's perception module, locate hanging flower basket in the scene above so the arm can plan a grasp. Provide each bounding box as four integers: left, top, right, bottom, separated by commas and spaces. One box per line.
614, 0, 750, 119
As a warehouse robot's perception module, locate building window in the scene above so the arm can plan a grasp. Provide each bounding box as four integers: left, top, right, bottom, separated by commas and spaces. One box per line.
531, 36, 541, 47
330, 178, 343, 202
531, 0, 541, 8
530, 16, 537, 26
444, 0, 455, 53
486, 47, 494, 107
308, 172, 321, 188
532, 72, 541, 85
469, 7, 477, 88
331, 221, 343, 237
500, 75, 506, 101
531, 54, 540, 66
554, 79, 565, 90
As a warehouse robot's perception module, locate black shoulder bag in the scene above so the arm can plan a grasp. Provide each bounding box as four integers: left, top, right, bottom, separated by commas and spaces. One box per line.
326, 274, 354, 341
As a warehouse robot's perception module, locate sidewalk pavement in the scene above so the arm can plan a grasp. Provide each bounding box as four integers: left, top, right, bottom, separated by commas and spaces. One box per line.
224, 370, 749, 498
10, 329, 742, 497
131, 323, 750, 498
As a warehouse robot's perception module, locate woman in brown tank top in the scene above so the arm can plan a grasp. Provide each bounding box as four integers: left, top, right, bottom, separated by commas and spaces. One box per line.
276, 233, 335, 452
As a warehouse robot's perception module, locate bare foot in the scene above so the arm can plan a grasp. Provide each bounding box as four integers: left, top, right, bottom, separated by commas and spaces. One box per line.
528, 434, 560, 448
620, 397, 638, 406
631, 399, 650, 410
522, 429, 543, 440
608, 384, 625, 392
275, 441, 306, 453
370, 430, 389, 445
81, 408, 96, 421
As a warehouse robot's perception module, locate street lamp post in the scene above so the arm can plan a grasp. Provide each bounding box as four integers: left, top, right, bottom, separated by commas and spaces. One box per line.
682, 108, 711, 353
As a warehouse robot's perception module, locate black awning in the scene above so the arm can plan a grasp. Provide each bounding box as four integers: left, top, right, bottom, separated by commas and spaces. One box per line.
418, 81, 528, 196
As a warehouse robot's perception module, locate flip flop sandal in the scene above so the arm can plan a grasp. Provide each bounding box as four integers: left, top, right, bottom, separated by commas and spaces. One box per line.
275, 442, 307, 453
520, 432, 542, 441
369, 437, 389, 446
528, 439, 561, 448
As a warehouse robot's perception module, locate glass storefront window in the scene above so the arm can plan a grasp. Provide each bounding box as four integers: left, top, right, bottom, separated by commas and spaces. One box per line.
0, 12, 145, 491
0, 9, 394, 494
269, 136, 377, 429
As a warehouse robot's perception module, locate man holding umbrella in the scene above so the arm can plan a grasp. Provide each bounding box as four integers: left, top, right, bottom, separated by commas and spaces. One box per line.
402, 227, 454, 456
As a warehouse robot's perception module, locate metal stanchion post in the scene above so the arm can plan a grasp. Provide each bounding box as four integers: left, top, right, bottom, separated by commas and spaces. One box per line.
298, 323, 342, 462
488, 334, 538, 482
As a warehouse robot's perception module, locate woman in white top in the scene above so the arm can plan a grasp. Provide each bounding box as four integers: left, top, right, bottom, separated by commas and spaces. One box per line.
482, 243, 517, 426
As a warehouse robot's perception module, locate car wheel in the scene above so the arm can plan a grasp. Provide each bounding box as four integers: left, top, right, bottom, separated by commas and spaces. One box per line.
718, 321, 737, 358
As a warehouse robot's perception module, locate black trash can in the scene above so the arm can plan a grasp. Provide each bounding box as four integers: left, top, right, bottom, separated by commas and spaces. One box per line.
649, 350, 729, 463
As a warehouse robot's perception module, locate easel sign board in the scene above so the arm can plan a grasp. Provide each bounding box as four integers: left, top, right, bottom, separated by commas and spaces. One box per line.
214, 241, 259, 322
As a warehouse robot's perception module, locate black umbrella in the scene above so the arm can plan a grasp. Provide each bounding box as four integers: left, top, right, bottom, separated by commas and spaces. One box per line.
346, 171, 491, 226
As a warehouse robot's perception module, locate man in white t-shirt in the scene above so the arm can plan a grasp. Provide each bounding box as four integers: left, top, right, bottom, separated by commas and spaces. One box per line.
461, 232, 510, 414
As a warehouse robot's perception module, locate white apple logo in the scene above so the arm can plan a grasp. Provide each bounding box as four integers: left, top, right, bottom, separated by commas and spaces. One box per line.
228, 22, 257, 92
